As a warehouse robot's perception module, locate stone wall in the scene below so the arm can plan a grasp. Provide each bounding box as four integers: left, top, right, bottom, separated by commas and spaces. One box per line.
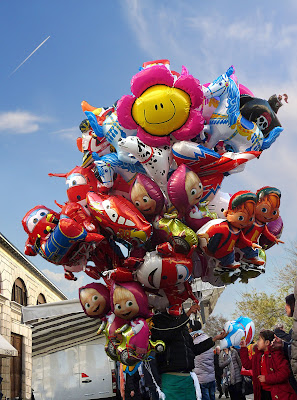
0, 239, 66, 400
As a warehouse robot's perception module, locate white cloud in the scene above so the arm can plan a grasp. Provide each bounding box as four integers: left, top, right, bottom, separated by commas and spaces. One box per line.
52, 126, 78, 141
42, 268, 65, 282
42, 268, 87, 297
0, 110, 48, 134
122, 2, 297, 85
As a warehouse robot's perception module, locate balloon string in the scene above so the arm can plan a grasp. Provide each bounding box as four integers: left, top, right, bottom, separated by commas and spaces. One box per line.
143, 359, 166, 400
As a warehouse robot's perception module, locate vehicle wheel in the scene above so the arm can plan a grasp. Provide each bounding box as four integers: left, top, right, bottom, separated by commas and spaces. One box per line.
106, 338, 119, 360
155, 342, 165, 353
120, 349, 137, 366
171, 237, 190, 254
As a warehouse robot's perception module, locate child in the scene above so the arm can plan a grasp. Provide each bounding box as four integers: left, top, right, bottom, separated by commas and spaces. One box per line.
240, 329, 297, 400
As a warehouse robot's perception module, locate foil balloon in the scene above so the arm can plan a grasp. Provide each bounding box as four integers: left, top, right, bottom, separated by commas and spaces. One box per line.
203, 65, 283, 152
77, 118, 110, 167
153, 216, 198, 254
117, 64, 204, 147
79, 283, 111, 319
202, 83, 255, 125
104, 282, 155, 366
238, 187, 283, 263
220, 316, 255, 349
240, 95, 282, 138
167, 164, 204, 218
130, 173, 165, 221
22, 205, 104, 267
259, 216, 283, 249
102, 111, 137, 164
197, 191, 260, 270
49, 165, 99, 206
172, 141, 261, 202
136, 242, 198, 315
118, 136, 172, 193
87, 192, 152, 246
207, 190, 231, 219
92, 151, 145, 189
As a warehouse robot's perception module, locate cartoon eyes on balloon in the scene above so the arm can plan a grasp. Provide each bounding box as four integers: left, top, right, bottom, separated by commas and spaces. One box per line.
22, 60, 286, 365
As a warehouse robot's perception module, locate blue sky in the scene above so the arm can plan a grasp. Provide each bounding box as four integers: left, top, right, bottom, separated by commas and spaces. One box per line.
1, 0, 297, 319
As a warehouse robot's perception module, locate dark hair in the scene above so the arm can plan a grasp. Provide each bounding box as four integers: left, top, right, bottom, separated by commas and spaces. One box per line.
189, 320, 202, 331
286, 293, 295, 317
259, 329, 274, 343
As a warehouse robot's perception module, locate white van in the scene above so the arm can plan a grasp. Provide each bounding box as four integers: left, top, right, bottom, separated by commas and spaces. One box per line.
23, 299, 117, 400
32, 336, 116, 400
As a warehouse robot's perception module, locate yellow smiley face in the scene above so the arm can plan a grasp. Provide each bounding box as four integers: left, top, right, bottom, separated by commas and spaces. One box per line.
132, 85, 191, 136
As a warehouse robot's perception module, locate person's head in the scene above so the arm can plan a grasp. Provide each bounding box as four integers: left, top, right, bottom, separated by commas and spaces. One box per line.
285, 293, 295, 317
257, 329, 274, 351
224, 191, 257, 229
255, 187, 281, 223
215, 346, 220, 354
188, 320, 202, 333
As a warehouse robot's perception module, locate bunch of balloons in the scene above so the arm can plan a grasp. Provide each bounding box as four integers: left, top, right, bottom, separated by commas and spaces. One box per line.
22, 59, 285, 366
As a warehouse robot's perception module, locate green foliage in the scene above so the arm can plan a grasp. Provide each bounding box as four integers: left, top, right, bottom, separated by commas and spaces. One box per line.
203, 314, 228, 337
234, 248, 297, 335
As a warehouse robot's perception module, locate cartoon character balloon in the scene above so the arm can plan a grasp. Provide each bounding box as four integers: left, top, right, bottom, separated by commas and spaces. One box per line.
79, 283, 111, 319
197, 191, 261, 270
237, 187, 284, 265
130, 173, 165, 221
117, 63, 204, 146
104, 282, 153, 365
87, 192, 152, 247
219, 316, 255, 349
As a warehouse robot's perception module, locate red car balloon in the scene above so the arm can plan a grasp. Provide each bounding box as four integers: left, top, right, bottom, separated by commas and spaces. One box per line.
87, 192, 152, 246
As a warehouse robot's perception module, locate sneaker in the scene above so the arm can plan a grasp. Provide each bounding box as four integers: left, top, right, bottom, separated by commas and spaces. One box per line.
244, 256, 265, 266
221, 262, 241, 269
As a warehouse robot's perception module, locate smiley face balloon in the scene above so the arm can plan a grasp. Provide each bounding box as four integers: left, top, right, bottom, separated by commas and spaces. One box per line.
117, 64, 204, 147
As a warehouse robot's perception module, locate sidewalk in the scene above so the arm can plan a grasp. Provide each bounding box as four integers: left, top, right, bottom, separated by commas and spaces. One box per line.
215, 394, 253, 399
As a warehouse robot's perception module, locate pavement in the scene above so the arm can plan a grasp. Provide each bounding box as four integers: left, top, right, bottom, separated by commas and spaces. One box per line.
215, 394, 253, 399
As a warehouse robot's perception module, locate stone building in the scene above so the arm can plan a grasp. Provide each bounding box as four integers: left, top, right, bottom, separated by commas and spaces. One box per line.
0, 233, 67, 400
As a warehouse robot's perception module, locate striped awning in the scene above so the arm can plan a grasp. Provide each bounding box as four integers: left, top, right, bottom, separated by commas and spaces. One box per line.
31, 312, 101, 357
22, 301, 102, 357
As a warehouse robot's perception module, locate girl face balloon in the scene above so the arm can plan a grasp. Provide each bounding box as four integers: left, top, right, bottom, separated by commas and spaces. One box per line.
130, 174, 165, 220
111, 281, 151, 320
79, 283, 111, 318
167, 164, 203, 216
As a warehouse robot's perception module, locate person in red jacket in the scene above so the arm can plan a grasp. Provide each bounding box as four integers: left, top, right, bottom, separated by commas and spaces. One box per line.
240, 329, 297, 400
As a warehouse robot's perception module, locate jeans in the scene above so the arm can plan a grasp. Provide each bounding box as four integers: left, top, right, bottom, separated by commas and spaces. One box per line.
200, 380, 216, 400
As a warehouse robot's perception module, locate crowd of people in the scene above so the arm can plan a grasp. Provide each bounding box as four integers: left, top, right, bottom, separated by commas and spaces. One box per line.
117, 286, 297, 400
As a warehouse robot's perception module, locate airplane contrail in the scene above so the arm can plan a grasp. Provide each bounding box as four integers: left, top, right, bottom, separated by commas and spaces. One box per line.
9, 35, 51, 77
